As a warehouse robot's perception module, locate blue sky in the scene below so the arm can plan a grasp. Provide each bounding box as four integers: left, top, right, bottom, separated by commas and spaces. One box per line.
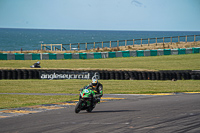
0, 0, 200, 31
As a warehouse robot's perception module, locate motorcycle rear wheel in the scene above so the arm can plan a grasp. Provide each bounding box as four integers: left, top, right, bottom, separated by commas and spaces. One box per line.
86, 107, 94, 113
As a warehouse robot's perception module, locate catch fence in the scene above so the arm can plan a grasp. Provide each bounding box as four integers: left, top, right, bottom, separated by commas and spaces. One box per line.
41, 35, 200, 51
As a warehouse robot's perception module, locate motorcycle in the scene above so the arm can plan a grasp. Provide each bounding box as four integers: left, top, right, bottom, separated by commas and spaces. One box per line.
75, 86, 97, 113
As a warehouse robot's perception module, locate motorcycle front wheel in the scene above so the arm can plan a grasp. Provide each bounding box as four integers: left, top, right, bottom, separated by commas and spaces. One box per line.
75, 100, 82, 113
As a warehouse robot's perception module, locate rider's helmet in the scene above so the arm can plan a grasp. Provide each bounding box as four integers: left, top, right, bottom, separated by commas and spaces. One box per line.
92, 78, 98, 87
37, 61, 40, 65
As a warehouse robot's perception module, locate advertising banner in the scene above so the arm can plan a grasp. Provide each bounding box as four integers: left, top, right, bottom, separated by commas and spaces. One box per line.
40, 70, 100, 80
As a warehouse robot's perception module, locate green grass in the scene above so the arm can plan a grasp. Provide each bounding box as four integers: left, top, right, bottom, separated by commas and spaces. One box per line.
0, 94, 77, 109
1, 79, 200, 109
1, 54, 200, 109
0, 53, 200, 70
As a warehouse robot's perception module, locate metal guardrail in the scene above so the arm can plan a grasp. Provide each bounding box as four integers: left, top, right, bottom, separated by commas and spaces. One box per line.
41, 35, 200, 51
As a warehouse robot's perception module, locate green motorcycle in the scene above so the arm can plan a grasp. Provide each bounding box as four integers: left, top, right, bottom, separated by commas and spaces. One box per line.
75, 86, 97, 113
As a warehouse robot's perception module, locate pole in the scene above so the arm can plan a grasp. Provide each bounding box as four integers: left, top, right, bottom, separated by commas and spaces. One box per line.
94, 42, 95, 49
125, 40, 127, 48
148, 38, 150, 46
78, 43, 80, 51
163, 37, 165, 45
117, 40, 119, 47
185, 36, 187, 43
110, 41, 111, 48
70, 43, 71, 51
85, 42, 87, 50
102, 41, 103, 48
141, 38, 142, 47
133, 39, 134, 47
171, 37, 172, 45
156, 38, 157, 46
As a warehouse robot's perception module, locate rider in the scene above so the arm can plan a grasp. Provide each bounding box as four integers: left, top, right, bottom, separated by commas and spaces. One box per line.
84, 77, 103, 104
30, 61, 41, 68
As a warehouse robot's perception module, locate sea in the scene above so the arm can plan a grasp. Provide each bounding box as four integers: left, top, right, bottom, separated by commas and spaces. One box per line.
0, 28, 200, 51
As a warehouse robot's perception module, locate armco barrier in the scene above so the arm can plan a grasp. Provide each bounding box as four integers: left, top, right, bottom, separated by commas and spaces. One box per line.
0, 47, 200, 60
0, 69, 200, 80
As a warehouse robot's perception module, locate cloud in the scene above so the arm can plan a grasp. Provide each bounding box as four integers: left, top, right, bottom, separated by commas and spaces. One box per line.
131, 0, 144, 7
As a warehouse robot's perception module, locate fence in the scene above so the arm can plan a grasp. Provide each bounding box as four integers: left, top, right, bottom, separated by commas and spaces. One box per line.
1, 47, 200, 60
41, 35, 200, 51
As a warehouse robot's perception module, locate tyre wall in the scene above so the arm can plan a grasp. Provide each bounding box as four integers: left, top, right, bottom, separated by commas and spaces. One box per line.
0, 69, 200, 80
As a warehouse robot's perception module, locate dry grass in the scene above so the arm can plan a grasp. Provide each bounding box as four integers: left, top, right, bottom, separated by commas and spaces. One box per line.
1, 41, 200, 54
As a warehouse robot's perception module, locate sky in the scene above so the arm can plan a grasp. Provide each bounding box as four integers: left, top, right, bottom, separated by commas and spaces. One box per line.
0, 0, 200, 31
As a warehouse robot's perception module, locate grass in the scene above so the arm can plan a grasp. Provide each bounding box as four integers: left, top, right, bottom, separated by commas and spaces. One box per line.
1, 79, 200, 109
0, 53, 200, 71
1, 53, 200, 109
0, 94, 77, 109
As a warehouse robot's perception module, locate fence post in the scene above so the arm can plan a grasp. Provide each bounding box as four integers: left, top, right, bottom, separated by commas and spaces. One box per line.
185, 36, 187, 43
125, 40, 127, 48
194, 35, 196, 42
41, 44, 43, 50
61, 44, 63, 51
163, 37, 165, 48
94, 42, 95, 49
148, 38, 150, 46
102, 41, 103, 48
78, 43, 80, 50
156, 37, 157, 46
70, 43, 71, 51
178, 36, 180, 42
133, 39, 134, 47
51, 44, 53, 51
85, 42, 87, 50
141, 38, 142, 47
170, 37, 172, 45
117, 40, 119, 47
163, 37, 165, 44
110, 41, 112, 48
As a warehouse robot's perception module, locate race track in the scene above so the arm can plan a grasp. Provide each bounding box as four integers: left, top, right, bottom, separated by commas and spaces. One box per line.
0, 93, 200, 133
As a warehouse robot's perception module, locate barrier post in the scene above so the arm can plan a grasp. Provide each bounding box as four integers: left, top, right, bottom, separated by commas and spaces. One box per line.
163, 37, 165, 48
78, 43, 80, 50
117, 40, 119, 47
51, 44, 53, 51
61, 44, 63, 51
156, 37, 157, 46
85, 42, 87, 50
133, 39, 134, 47
194, 35, 196, 42
41, 44, 43, 50
185, 36, 187, 43
125, 40, 127, 48
178, 36, 180, 42
171, 37, 172, 45
110, 41, 111, 48
94, 42, 95, 49
141, 38, 142, 47
102, 41, 103, 48
148, 38, 150, 46
70, 43, 71, 51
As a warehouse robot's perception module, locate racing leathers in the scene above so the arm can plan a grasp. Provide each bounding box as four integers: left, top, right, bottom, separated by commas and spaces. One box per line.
85, 82, 103, 106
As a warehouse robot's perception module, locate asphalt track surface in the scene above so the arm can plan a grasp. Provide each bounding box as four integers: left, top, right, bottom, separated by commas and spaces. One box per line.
0, 93, 200, 133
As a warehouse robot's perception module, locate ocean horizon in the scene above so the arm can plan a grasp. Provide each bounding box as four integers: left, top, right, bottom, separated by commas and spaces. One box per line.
0, 28, 200, 51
